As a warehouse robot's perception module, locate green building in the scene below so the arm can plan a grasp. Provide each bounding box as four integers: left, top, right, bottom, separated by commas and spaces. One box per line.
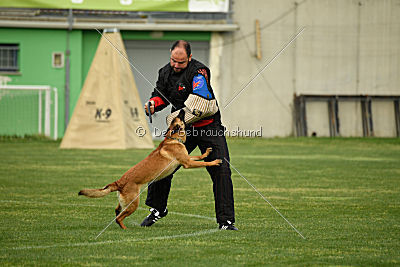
0, 1, 236, 139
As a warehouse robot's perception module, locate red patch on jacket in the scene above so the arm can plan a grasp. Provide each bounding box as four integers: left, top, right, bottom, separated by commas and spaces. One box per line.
197, 69, 209, 83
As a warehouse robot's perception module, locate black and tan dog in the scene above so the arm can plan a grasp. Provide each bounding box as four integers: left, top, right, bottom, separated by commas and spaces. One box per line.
78, 110, 221, 229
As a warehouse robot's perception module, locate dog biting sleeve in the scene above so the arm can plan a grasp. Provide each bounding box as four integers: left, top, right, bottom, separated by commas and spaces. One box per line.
166, 72, 219, 126
166, 81, 218, 126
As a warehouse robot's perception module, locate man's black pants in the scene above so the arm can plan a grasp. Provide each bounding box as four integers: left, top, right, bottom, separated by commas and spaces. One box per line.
145, 122, 235, 224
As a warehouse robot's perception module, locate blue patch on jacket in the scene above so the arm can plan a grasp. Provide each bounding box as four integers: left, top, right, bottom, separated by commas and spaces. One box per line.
192, 74, 212, 99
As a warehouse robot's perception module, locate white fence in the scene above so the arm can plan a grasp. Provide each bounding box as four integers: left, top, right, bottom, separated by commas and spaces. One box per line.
0, 85, 58, 140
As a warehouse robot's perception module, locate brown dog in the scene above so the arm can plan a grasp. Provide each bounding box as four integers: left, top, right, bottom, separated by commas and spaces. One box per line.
78, 110, 222, 229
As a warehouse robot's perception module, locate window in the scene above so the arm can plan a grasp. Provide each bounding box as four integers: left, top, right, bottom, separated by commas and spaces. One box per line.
52, 52, 64, 68
0, 44, 19, 72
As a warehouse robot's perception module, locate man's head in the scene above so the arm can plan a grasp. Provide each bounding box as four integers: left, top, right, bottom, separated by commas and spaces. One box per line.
170, 40, 192, 73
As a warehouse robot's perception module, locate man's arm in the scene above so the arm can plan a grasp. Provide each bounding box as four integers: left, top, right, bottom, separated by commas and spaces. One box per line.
145, 69, 170, 115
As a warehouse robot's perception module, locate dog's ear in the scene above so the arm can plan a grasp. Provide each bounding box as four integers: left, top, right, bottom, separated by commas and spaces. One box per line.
177, 109, 185, 121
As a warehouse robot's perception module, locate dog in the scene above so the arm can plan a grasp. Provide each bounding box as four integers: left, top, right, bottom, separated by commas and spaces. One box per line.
78, 110, 222, 229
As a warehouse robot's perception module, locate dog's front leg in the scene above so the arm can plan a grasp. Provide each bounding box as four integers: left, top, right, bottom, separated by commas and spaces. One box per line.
175, 147, 220, 168
180, 158, 222, 169
190, 147, 212, 161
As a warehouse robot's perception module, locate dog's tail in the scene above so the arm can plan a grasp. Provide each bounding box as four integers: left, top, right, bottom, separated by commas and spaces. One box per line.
78, 182, 118, 198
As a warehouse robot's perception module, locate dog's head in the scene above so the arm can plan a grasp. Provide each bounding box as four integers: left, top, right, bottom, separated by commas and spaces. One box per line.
167, 109, 186, 142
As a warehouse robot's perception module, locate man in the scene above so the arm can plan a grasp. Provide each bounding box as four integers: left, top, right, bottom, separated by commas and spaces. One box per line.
142, 40, 237, 230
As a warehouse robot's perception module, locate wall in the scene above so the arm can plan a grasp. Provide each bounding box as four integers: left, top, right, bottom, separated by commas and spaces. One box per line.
219, 0, 400, 137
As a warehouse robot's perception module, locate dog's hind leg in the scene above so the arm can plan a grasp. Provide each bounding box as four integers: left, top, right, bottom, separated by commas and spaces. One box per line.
115, 189, 140, 229
115, 192, 122, 217
115, 203, 121, 217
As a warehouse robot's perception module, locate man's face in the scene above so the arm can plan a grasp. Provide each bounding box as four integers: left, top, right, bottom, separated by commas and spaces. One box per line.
170, 47, 191, 73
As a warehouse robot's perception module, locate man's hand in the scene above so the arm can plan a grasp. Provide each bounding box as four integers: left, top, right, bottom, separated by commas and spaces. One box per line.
144, 100, 155, 115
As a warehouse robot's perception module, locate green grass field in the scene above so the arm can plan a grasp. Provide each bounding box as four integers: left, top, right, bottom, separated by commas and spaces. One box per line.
1, 137, 399, 266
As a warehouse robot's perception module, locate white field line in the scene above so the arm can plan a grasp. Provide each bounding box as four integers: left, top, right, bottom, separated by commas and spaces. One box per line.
234, 154, 395, 162
0, 200, 215, 221
3, 229, 219, 251
170, 211, 215, 221
0, 199, 218, 251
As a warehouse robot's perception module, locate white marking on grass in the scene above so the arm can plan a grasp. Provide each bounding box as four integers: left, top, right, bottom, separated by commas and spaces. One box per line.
0, 199, 110, 208
0, 199, 217, 251
0, 200, 215, 221
235, 154, 395, 162
302, 196, 357, 201
3, 229, 219, 251
169, 211, 214, 221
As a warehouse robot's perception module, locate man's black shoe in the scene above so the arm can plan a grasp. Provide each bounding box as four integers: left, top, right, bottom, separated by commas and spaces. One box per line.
219, 220, 238, 230
140, 208, 168, 227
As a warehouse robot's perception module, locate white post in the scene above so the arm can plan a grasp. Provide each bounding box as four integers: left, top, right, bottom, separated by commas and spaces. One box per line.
38, 91, 42, 134
53, 87, 58, 140
0, 85, 55, 138
45, 87, 51, 137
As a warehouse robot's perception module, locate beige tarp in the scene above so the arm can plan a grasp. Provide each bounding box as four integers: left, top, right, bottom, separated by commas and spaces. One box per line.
60, 31, 153, 149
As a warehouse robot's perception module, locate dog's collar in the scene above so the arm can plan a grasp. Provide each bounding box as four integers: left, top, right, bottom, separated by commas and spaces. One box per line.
166, 136, 185, 144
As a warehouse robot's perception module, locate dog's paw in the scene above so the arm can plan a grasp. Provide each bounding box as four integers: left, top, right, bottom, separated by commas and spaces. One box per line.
213, 159, 223, 166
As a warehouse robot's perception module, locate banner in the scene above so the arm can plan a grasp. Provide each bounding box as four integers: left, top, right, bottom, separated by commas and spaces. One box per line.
0, 0, 229, 13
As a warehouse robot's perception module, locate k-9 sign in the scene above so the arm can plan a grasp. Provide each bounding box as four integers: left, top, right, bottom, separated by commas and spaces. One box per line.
95, 108, 112, 122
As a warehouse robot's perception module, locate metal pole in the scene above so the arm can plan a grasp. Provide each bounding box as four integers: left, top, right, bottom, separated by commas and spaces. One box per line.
65, 8, 73, 129
292, 2, 299, 137
395, 99, 400, 137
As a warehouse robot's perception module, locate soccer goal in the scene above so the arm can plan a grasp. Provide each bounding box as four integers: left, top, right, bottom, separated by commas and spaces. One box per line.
0, 85, 58, 140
